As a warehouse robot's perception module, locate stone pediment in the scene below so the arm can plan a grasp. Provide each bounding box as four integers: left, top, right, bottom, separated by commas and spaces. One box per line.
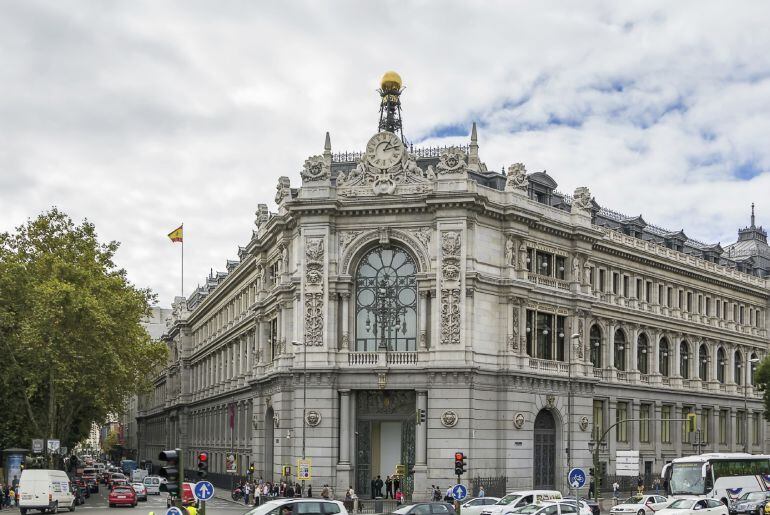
529, 171, 558, 189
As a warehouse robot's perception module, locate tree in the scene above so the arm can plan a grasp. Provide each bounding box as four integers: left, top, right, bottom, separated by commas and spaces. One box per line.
754, 357, 770, 421
0, 208, 168, 449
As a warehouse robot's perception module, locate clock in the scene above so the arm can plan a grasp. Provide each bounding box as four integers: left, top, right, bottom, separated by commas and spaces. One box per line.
365, 132, 404, 170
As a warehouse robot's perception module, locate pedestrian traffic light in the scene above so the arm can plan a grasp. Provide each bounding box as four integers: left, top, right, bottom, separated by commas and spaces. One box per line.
416, 408, 426, 425
158, 448, 181, 496
687, 413, 697, 432
249, 463, 255, 475
197, 451, 208, 479
454, 452, 467, 476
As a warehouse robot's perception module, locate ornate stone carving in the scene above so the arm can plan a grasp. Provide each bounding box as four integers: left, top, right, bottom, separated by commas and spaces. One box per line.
301, 155, 330, 183
338, 230, 363, 255
505, 163, 528, 193
281, 244, 289, 272
579, 416, 590, 431
275, 176, 291, 204
513, 413, 525, 429
304, 410, 322, 427
341, 332, 350, 348
440, 288, 461, 345
251, 412, 259, 429
508, 334, 517, 350
255, 203, 269, 228
572, 186, 593, 212
440, 409, 459, 428
511, 304, 519, 349
505, 235, 516, 267
256, 264, 264, 291
304, 236, 325, 346
546, 394, 556, 408
336, 150, 432, 197
577, 318, 584, 359
436, 147, 468, 175
441, 231, 461, 258
518, 243, 528, 271
340, 228, 430, 274
273, 412, 280, 428
583, 260, 592, 285
572, 256, 581, 282
408, 227, 432, 251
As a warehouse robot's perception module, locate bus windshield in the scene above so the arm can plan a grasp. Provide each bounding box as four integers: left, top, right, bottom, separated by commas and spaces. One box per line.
670, 462, 705, 495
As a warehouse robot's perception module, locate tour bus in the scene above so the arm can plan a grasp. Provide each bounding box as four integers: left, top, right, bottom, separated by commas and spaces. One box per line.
662, 453, 770, 505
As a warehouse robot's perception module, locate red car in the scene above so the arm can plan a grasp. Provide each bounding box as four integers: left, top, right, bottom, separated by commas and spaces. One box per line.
108, 486, 137, 508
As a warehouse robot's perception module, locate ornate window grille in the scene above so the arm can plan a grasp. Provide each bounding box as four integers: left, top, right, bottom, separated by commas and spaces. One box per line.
355, 246, 417, 352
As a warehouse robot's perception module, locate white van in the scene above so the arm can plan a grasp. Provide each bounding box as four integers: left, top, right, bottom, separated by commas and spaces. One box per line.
143, 476, 162, 495
18, 469, 76, 514
482, 490, 564, 515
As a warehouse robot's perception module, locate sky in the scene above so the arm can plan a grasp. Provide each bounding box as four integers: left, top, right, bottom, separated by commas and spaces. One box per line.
1, 1, 769, 307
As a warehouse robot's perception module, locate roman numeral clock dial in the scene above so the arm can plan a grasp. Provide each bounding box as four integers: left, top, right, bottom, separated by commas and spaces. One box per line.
365, 132, 404, 170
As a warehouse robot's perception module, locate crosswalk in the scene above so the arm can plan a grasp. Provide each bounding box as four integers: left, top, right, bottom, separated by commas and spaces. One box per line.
76, 490, 247, 513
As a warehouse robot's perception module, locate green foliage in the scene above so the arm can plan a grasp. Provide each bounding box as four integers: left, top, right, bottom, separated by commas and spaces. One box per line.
754, 357, 770, 421
0, 208, 168, 448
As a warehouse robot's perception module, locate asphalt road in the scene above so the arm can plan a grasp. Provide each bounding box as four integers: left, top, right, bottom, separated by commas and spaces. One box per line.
15, 487, 249, 515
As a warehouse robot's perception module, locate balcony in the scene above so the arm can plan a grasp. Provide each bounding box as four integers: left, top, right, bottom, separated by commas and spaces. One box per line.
527, 273, 571, 291
528, 358, 569, 374
347, 351, 419, 367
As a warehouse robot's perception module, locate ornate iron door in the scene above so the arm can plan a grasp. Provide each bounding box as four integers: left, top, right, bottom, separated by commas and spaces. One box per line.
533, 410, 555, 489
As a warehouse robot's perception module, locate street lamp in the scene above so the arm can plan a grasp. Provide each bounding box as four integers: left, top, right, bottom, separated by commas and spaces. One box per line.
569, 333, 579, 495
291, 340, 308, 461
743, 357, 760, 453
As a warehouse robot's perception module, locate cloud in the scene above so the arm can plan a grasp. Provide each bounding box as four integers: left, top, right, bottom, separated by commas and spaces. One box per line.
1, 0, 769, 306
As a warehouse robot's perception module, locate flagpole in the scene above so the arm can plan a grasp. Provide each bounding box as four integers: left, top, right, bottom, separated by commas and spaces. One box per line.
181, 223, 184, 298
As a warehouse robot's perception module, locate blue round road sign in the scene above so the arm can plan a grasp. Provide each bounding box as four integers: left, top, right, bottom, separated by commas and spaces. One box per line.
452, 484, 467, 501
166, 507, 184, 515
568, 468, 586, 489
193, 481, 215, 501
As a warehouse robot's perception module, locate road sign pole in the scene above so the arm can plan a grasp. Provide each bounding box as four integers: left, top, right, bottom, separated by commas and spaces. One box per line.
200, 500, 205, 515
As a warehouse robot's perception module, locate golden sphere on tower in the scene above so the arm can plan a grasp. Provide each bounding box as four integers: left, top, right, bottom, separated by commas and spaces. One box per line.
380, 70, 402, 92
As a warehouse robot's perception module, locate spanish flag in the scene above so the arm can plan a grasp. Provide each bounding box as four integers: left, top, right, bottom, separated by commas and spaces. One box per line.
167, 225, 183, 243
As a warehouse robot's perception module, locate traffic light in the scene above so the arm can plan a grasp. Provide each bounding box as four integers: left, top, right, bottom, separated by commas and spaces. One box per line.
249, 463, 255, 475
454, 452, 467, 476
158, 449, 181, 496
687, 413, 697, 432
416, 409, 426, 425
197, 451, 208, 479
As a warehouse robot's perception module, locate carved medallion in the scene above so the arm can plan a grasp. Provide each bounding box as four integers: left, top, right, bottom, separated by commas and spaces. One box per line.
436, 147, 468, 175
441, 410, 459, 428
305, 410, 322, 427
546, 394, 556, 408
301, 155, 330, 182
513, 413, 525, 429
579, 416, 590, 432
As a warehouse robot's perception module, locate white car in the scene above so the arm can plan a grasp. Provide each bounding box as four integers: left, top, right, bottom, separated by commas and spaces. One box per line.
245, 498, 348, 515
610, 495, 670, 515
545, 500, 593, 515
462, 498, 502, 515
511, 501, 582, 515
657, 498, 728, 515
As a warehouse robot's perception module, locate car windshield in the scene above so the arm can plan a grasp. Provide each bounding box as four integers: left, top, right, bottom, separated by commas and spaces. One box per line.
622, 497, 645, 505
668, 500, 694, 509
499, 495, 523, 505
741, 493, 767, 501
393, 505, 417, 514
245, 501, 286, 515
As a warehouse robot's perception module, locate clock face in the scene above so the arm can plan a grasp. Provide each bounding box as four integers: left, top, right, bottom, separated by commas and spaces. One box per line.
366, 132, 404, 170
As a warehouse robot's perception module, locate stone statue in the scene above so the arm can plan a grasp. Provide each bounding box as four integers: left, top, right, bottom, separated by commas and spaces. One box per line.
505, 236, 515, 267
281, 245, 289, 272
572, 186, 593, 212
518, 243, 528, 271
572, 256, 580, 282
505, 163, 529, 192
583, 260, 592, 285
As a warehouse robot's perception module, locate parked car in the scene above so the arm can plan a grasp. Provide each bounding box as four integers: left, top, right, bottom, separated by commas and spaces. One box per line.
131, 483, 147, 502
511, 502, 584, 515
17, 469, 76, 515
483, 491, 564, 515
731, 492, 770, 515
463, 498, 503, 515
85, 477, 98, 494
657, 499, 728, 515
610, 496, 670, 515
245, 499, 349, 515
562, 497, 600, 515
108, 486, 137, 508
389, 502, 457, 515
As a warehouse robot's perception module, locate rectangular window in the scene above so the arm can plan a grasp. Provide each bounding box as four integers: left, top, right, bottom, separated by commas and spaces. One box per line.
646, 281, 652, 303
526, 248, 534, 272
661, 406, 671, 444
556, 315, 567, 361
706, 297, 711, 316
593, 400, 605, 442
555, 256, 566, 280
737, 411, 746, 445
682, 406, 692, 443
678, 290, 683, 309
753, 413, 761, 445
536, 312, 554, 360
719, 410, 728, 445
599, 269, 606, 292
640, 404, 650, 443
687, 292, 692, 312
717, 299, 722, 318
536, 251, 553, 277
740, 306, 745, 324
269, 318, 279, 361
636, 278, 642, 299
616, 402, 628, 442
667, 287, 673, 307
658, 285, 664, 305
702, 408, 711, 445
525, 310, 535, 356
623, 276, 629, 298
613, 273, 619, 295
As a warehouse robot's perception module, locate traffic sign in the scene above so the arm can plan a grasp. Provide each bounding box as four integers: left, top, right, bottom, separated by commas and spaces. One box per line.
193, 481, 214, 501
47, 439, 60, 453
568, 468, 586, 489
297, 459, 311, 480
32, 439, 44, 454
166, 507, 184, 515
452, 484, 467, 501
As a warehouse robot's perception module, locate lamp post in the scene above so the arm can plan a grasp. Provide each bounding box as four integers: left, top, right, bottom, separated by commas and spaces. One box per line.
743, 357, 760, 453
569, 332, 579, 504
291, 340, 308, 460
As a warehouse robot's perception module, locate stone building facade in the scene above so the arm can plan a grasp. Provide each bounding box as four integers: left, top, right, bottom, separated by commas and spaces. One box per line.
136, 88, 770, 496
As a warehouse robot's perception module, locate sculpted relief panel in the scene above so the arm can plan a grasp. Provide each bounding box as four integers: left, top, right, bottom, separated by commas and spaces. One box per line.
304, 237, 325, 346
440, 230, 462, 345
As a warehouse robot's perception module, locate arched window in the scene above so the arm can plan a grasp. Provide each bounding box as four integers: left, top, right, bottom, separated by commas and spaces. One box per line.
659, 338, 670, 377
614, 329, 627, 371
355, 246, 417, 352
590, 325, 602, 368
699, 344, 709, 381
680, 341, 690, 379
717, 347, 726, 383
637, 333, 649, 375
734, 351, 743, 386
751, 352, 759, 385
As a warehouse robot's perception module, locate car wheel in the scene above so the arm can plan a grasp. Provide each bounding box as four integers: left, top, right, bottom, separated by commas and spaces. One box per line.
20, 509, 27, 515
70, 501, 76, 512
638, 510, 645, 515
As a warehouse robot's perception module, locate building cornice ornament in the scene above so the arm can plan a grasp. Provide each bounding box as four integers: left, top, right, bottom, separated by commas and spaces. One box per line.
505, 163, 528, 193
301, 155, 330, 183
436, 147, 468, 176
304, 236, 325, 346
275, 176, 291, 204
441, 409, 459, 428
304, 410, 322, 427
513, 412, 525, 429
336, 146, 433, 197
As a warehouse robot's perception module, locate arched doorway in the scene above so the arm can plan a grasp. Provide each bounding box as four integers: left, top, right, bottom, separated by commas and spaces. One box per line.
533, 410, 556, 489
264, 406, 274, 481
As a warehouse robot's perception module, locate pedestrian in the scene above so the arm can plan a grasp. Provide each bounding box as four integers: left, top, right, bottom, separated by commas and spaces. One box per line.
385, 476, 393, 499
612, 481, 620, 504
637, 475, 644, 495
394, 489, 403, 506
370, 477, 376, 499
374, 476, 384, 498
653, 478, 660, 495
432, 486, 441, 502
588, 476, 595, 499
321, 485, 330, 500
186, 504, 198, 515
345, 487, 354, 511
479, 485, 485, 498
307, 485, 312, 498
286, 484, 295, 498
243, 483, 251, 506
445, 486, 453, 503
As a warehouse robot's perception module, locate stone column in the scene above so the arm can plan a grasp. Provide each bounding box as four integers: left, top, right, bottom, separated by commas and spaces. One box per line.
336, 390, 353, 490
413, 390, 429, 497
259, 320, 269, 366
419, 291, 428, 350
341, 293, 350, 350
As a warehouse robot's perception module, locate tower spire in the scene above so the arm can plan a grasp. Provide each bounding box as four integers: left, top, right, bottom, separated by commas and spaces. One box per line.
468, 122, 480, 172
751, 202, 755, 227
377, 71, 406, 143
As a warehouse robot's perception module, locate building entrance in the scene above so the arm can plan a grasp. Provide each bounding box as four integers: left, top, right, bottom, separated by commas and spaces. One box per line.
355, 390, 415, 497
533, 409, 556, 489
